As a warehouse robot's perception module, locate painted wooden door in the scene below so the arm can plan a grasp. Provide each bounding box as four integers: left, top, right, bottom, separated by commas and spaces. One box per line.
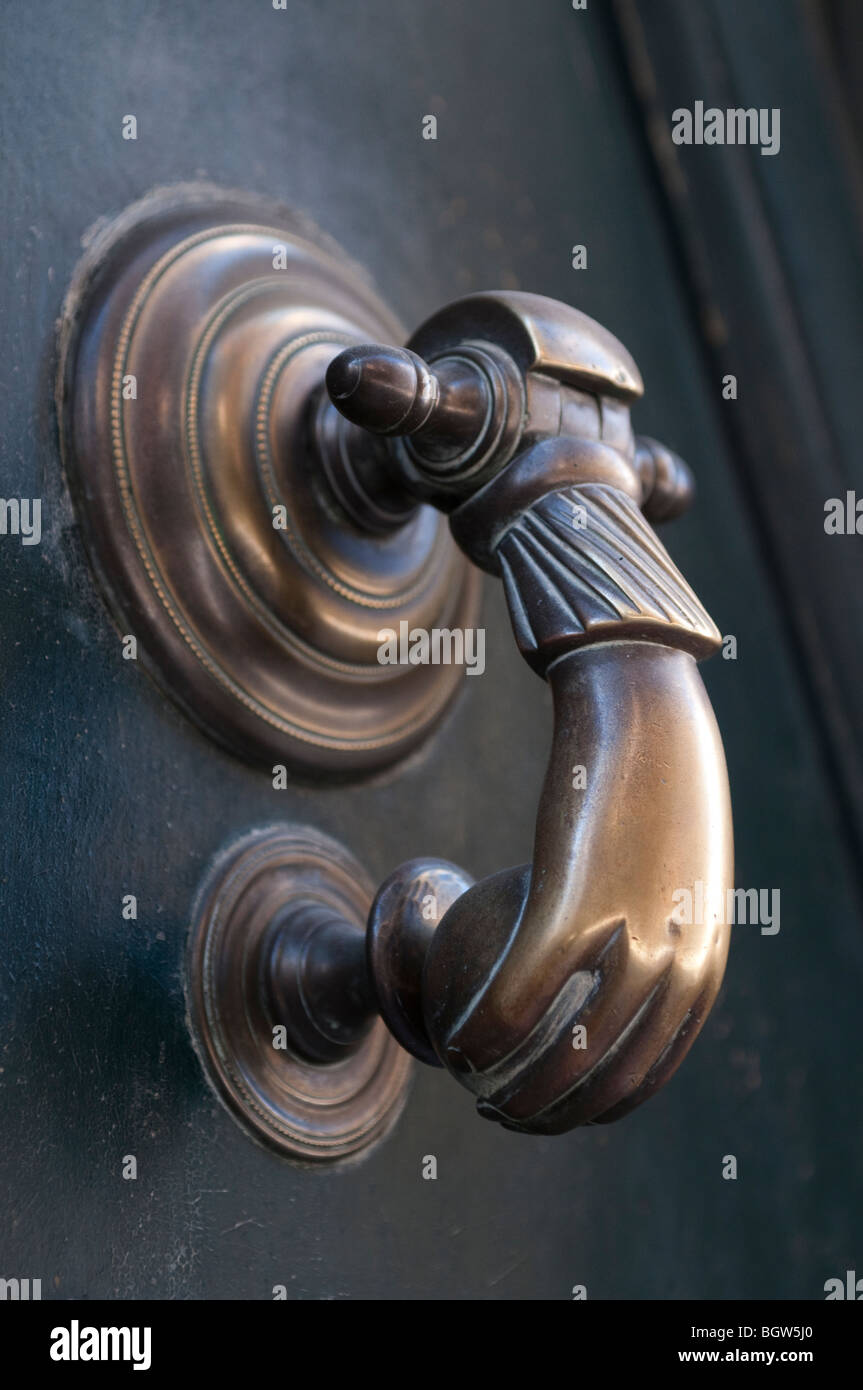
2, 0, 861, 1300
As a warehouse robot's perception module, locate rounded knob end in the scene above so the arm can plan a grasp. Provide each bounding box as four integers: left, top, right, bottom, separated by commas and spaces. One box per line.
367, 858, 474, 1066
326, 345, 439, 435
635, 435, 696, 521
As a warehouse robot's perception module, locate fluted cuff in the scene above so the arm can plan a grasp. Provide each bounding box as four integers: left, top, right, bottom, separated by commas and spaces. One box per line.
495, 483, 721, 674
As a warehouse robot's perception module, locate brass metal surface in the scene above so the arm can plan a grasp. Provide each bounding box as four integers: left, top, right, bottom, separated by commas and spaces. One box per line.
71, 194, 733, 1153
261, 289, 733, 1142
58, 187, 480, 776
186, 824, 411, 1162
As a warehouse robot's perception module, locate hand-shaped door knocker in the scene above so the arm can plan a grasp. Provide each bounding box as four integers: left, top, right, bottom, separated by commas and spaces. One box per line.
60, 188, 732, 1160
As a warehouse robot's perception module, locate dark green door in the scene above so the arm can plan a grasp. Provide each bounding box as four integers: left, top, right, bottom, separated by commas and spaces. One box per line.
2, 0, 860, 1299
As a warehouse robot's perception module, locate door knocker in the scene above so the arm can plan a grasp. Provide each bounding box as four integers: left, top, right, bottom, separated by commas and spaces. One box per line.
59, 187, 733, 1161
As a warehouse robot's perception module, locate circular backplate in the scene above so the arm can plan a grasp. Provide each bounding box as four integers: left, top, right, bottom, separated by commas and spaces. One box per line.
57, 185, 480, 776
187, 824, 412, 1163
